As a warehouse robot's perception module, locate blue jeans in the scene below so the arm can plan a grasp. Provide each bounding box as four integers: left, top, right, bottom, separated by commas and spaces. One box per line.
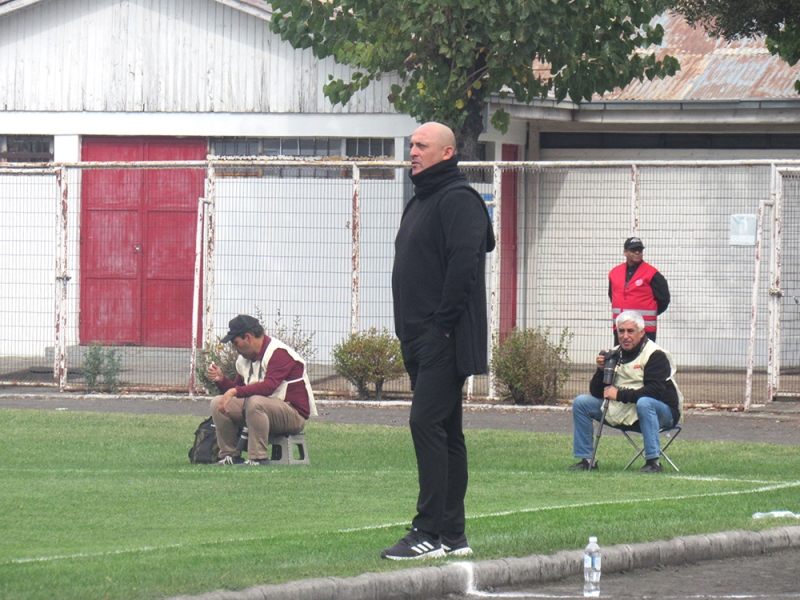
573, 394, 674, 461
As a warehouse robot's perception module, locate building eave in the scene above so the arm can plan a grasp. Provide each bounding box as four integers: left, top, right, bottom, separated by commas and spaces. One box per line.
494, 96, 800, 132
0, 0, 45, 18
0, 0, 272, 19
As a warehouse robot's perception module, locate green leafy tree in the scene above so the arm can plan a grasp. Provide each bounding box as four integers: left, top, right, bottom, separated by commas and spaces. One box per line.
674, 0, 800, 91
270, 0, 679, 158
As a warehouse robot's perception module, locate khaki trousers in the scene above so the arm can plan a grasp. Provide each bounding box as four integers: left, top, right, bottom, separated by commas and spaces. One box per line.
210, 395, 305, 460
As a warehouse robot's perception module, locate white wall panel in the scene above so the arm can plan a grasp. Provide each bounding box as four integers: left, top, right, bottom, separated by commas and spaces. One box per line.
0, 0, 400, 115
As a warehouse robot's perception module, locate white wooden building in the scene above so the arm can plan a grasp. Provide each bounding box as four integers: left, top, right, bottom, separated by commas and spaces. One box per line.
0, 0, 423, 159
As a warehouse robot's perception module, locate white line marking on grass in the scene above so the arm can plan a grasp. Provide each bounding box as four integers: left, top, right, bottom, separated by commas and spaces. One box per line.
475, 480, 800, 520
7, 544, 186, 565
11, 481, 800, 566
4, 535, 269, 566
671, 475, 783, 485
337, 480, 800, 534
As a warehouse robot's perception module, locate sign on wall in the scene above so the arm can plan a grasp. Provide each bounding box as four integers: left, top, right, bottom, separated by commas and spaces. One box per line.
730, 214, 757, 246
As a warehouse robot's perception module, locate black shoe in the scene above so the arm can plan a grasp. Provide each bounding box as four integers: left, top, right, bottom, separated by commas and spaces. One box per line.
381, 528, 445, 560
638, 459, 663, 473
569, 459, 598, 471
441, 532, 473, 557
215, 455, 245, 465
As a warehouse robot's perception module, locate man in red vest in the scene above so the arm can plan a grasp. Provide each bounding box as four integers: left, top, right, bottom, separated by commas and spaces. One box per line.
609, 237, 670, 343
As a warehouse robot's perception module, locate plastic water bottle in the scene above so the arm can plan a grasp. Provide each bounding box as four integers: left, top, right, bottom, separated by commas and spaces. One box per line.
583, 536, 601, 597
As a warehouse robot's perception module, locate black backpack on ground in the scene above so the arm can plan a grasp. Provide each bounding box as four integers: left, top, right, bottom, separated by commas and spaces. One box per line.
189, 417, 219, 464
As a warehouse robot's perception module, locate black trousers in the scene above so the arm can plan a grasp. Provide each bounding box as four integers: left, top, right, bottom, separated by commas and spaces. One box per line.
401, 328, 468, 538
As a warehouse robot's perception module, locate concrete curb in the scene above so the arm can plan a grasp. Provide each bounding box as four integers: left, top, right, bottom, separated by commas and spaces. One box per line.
168, 526, 800, 600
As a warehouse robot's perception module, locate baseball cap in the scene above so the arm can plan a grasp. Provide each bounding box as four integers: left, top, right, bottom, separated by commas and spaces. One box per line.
221, 314, 260, 343
624, 237, 645, 251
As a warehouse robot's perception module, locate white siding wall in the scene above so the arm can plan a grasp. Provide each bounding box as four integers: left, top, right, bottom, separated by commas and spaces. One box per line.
212, 176, 406, 358
0, 0, 399, 114
518, 165, 773, 368
0, 174, 59, 356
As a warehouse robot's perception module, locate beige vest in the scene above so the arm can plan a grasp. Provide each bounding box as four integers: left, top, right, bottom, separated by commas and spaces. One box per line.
235, 337, 318, 417
604, 340, 683, 427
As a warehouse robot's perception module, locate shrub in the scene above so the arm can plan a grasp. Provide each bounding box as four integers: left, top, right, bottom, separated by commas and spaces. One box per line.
197, 308, 317, 394
331, 328, 405, 400
82, 342, 122, 393
197, 338, 239, 393
260, 307, 317, 365
491, 327, 572, 405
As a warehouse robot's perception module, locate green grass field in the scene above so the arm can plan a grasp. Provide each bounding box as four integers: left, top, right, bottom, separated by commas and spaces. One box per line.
1, 407, 799, 600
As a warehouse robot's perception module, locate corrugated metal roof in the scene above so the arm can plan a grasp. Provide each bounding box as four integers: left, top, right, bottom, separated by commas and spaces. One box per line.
603, 12, 800, 101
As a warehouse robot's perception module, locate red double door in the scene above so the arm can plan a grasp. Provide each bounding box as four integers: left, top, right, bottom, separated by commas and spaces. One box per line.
80, 137, 207, 347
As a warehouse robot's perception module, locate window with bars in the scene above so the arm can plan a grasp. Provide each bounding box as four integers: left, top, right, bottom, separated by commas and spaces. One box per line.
210, 137, 396, 178
0, 136, 54, 163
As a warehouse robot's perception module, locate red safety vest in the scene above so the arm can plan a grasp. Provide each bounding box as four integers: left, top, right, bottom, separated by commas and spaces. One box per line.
609, 261, 659, 333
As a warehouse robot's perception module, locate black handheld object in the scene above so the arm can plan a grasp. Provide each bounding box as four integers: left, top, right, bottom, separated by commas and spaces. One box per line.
588, 399, 609, 470
236, 426, 249, 452
601, 349, 620, 385
589, 349, 620, 469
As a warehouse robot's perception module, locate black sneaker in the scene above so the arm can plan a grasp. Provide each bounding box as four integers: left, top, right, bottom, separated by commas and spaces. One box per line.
240, 458, 271, 466
638, 459, 663, 473
569, 459, 598, 471
441, 532, 473, 557
381, 528, 445, 560
216, 455, 245, 465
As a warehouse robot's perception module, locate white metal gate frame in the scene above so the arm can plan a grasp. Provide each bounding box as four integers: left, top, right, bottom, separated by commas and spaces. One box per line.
0, 166, 67, 387
748, 164, 800, 409
5, 157, 800, 408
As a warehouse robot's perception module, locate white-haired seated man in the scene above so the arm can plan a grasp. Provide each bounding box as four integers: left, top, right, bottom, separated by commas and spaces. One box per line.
570, 310, 682, 473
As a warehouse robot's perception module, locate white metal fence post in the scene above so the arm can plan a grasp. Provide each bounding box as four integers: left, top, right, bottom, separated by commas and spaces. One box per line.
351, 164, 361, 337
744, 195, 767, 411
203, 162, 216, 352
189, 193, 205, 395
54, 166, 70, 391
487, 163, 502, 401
631, 164, 640, 234
768, 164, 784, 401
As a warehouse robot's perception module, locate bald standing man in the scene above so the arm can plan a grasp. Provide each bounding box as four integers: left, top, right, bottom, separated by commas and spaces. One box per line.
382, 122, 496, 560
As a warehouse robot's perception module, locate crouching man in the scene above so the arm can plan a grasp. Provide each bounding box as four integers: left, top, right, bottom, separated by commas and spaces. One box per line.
570, 310, 682, 473
207, 314, 316, 466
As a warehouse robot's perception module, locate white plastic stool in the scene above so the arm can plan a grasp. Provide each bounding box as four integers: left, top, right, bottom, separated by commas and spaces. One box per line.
268, 432, 310, 465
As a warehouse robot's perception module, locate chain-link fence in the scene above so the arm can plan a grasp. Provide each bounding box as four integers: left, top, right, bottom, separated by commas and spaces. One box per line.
0, 158, 792, 407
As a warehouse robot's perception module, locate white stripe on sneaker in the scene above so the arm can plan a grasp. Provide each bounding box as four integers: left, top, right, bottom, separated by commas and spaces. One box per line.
411, 541, 435, 555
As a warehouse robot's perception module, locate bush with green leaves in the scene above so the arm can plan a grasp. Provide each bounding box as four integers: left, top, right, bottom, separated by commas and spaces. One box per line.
331, 328, 405, 400
82, 342, 122, 393
197, 308, 317, 393
491, 327, 572, 405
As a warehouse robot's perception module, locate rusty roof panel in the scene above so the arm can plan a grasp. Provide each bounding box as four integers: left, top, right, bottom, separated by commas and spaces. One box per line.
602, 13, 800, 101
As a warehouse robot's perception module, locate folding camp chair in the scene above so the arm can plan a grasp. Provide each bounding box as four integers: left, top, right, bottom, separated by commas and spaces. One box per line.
612, 423, 682, 471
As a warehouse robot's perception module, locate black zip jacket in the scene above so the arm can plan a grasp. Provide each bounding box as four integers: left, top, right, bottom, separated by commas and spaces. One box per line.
392, 156, 496, 376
